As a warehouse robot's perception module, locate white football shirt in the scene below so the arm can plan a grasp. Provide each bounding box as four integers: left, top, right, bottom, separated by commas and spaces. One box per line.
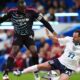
58, 36, 80, 71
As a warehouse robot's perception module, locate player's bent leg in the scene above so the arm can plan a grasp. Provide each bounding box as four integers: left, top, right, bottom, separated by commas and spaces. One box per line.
28, 45, 38, 65
38, 61, 51, 71
14, 61, 51, 75
29, 45, 37, 55
22, 61, 51, 74
33, 62, 51, 80
59, 73, 69, 80
28, 45, 39, 80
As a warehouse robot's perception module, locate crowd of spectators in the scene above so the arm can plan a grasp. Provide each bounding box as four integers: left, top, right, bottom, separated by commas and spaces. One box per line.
0, 0, 80, 12
0, 0, 80, 22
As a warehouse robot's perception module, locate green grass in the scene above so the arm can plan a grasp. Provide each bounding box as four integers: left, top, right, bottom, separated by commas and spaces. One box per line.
0, 72, 80, 80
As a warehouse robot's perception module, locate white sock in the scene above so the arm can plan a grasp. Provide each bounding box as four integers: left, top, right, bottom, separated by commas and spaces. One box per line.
21, 65, 38, 74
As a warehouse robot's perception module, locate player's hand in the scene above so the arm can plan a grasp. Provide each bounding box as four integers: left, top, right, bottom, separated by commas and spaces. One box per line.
13, 70, 21, 76
53, 32, 57, 37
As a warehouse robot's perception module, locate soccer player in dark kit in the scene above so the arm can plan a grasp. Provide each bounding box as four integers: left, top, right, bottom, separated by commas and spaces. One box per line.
0, 0, 56, 80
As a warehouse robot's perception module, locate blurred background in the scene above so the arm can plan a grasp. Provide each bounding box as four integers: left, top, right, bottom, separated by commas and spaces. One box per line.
0, 0, 80, 80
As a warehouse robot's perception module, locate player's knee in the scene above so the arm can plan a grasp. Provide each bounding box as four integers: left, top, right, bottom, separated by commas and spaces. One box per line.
29, 45, 37, 54
37, 62, 51, 70
59, 74, 69, 80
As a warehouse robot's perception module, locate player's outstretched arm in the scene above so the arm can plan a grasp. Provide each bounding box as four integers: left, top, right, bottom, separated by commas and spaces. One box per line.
40, 17, 56, 34
45, 28, 57, 38
33, 11, 57, 35
45, 28, 58, 43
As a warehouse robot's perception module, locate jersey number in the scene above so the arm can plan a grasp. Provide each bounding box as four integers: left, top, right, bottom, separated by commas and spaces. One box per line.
68, 52, 75, 59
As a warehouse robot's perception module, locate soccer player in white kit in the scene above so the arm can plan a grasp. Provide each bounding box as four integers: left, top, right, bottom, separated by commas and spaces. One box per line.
14, 30, 80, 80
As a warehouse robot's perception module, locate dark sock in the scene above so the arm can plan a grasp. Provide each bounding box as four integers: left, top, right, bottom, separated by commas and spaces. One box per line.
34, 71, 39, 78
3, 70, 8, 76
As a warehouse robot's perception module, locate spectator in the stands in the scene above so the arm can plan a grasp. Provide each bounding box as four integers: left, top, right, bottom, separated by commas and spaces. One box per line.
37, 5, 46, 16
39, 37, 46, 49
42, 42, 51, 60
15, 51, 26, 70
38, 47, 47, 63
52, 0, 59, 10
45, 29, 64, 59
5, 30, 13, 54
46, 0, 53, 10
59, 0, 67, 11
44, 7, 55, 21
0, 30, 7, 56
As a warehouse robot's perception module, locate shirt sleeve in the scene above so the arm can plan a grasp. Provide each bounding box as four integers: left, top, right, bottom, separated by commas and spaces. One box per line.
33, 11, 43, 21
58, 36, 73, 46
33, 11, 54, 33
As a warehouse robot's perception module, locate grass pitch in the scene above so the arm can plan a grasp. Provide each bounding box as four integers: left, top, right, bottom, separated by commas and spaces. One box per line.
0, 72, 80, 80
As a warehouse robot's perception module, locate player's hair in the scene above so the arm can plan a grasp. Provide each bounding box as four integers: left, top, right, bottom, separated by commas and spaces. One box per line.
75, 30, 80, 37
18, 0, 24, 3
17, 0, 26, 6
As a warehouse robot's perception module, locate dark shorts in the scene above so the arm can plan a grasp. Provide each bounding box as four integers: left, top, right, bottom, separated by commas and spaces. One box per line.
13, 33, 35, 49
48, 59, 73, 76
13, 33, 38, 65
